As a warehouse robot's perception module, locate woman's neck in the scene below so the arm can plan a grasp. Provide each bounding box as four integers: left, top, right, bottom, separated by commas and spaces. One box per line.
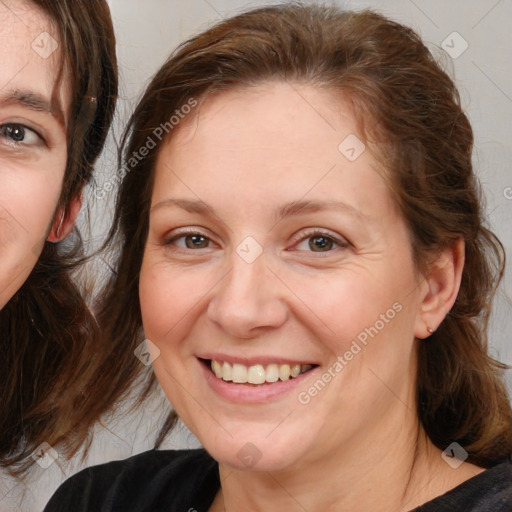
210, 420, 483, 512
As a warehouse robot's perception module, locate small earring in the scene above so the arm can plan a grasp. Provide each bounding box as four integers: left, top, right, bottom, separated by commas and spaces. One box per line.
427, 327, 434, 334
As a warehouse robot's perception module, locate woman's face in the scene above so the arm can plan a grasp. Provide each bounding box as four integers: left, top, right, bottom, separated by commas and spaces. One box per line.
0, 0, 70, 308
140, 82, 428, 472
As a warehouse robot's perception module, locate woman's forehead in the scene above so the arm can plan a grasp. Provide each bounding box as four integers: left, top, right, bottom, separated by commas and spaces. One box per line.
152, 82, 395, 224
0, 0, 71, 125
164, 82, 358, 162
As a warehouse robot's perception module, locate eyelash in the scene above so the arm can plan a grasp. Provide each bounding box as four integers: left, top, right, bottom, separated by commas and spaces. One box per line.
0, 123, 44, 148
163, 228, 349, 253
291, 229, 349, 252
164, 228, 215, 249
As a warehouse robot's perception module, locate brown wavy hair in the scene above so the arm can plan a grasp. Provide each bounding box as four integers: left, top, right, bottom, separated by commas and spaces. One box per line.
0, 0, 118, 475
95, 3, 511, 467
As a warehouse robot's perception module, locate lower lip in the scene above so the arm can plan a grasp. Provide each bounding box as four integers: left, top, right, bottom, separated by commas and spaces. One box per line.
199, 360, 317, 403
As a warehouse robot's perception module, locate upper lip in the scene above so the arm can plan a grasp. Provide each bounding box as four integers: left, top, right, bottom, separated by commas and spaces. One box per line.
197, 354, 318, 366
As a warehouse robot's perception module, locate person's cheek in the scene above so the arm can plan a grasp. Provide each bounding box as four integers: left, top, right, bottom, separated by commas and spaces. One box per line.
0, 226, 39, 309
141, 252, 216, 340
0, 175, 60, 305
140, 264, 188, 341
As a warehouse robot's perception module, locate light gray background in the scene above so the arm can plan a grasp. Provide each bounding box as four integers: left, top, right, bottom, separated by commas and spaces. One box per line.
1, 1, 510, 511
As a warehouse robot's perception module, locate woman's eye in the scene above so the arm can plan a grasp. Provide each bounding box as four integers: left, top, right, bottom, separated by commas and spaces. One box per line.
295, 233, 344, 253
171, 233, 212, 249
0, 123, 42, 146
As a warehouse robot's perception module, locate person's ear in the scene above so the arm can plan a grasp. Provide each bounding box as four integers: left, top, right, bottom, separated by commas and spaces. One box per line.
47, 195, 83, 242
414, 238, 465, 339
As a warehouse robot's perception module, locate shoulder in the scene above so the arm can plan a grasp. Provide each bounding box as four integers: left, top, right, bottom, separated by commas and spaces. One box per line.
417, 460, 512, 512
43, 448, 219, 512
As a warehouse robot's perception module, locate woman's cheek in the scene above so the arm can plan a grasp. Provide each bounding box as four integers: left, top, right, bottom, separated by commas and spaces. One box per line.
139, 260, 204, 339
0, 181, 59, 307
284, 269, 373, 334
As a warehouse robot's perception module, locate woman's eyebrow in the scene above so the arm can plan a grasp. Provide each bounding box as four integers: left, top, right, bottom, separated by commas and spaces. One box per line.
151, 197, 365, 220
0, 89, 65, 125
275, 199, 366, 222
151, 198, 214, 215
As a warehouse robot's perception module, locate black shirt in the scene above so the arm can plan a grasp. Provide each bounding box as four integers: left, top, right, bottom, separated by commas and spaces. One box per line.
43, 449, 512, 512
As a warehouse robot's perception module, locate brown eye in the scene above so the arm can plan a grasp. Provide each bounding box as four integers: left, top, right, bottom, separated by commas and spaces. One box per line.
5, 124, 25, 142
308, 235, 335, 252
294, 230, 345, 253
0, 123, 41, 145
184, 234, 210, 249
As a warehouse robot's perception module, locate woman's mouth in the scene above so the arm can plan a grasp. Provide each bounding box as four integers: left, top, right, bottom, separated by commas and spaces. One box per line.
206, 359, 316, 385
198, 357, 319, 402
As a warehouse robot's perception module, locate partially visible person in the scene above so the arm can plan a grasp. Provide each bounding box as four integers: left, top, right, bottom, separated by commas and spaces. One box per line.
0, 0, 117, 475
45, 4, 512, 511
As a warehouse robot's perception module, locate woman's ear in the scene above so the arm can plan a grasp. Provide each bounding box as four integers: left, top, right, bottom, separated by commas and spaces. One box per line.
47, 195, 83, 242
414, 238, 465, 339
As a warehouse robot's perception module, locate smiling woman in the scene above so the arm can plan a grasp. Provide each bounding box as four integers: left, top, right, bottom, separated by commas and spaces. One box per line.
0, 0, 117, 475
44, 3, 511, 512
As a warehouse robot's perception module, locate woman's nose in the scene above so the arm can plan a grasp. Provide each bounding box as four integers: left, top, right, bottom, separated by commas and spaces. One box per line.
206, 250, 288, 339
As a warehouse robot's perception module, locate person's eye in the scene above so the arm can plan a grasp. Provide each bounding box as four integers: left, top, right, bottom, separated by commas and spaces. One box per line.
165, 231, 214, 250
0, 123, 43, 147
293, 230, 348, 253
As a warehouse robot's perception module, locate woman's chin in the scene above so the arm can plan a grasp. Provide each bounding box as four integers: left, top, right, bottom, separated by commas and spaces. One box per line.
202, 436, 306, 472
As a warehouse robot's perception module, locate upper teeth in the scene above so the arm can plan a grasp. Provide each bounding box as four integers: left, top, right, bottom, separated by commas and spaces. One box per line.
210, 360, 312, 384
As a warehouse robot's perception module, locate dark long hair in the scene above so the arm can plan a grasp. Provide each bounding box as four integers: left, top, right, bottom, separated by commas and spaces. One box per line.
96, 3, 511, 467
0, 0, 118, 475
